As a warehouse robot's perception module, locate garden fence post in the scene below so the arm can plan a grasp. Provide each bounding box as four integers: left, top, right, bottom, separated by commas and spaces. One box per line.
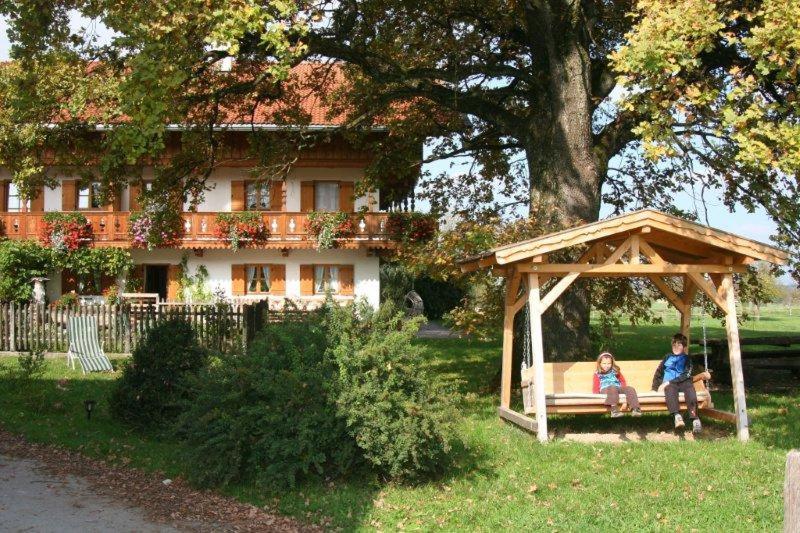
9, 301, 16, 352
787, 450, 800, 533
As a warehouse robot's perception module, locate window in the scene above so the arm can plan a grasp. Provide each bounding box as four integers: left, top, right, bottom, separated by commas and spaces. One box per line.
6, 183, 29, 212
77, 182, 103, 209
314, 265, 339, 294
245, 181, 270, 210
246, 265, 271, 293
314, 182, 339, 212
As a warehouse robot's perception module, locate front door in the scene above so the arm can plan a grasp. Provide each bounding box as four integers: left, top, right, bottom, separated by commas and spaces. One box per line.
144, 265, 168, 301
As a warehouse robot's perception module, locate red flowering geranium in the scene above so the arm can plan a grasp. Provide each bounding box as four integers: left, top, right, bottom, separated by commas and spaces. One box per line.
305, 211, 356, 250
39, 213, 93, 252
386, 212, 437, 243
214, 212, 269, 251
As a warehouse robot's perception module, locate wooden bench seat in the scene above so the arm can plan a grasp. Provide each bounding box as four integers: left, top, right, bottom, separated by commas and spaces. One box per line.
521, 360, 712, 416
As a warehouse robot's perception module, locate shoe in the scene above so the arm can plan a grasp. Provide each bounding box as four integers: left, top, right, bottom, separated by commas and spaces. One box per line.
631, 408, 642, 417
610, 408, 624, 418
673, 414, 685, 429
692, 418, 702, 434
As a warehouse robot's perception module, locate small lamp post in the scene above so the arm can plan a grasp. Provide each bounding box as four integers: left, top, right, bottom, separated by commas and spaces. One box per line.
83, 399, 97, 420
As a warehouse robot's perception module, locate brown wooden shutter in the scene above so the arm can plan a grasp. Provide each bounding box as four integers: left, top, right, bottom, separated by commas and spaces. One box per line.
231, 264, 246, 295
339, 181, 354, 212
167, 264, 182, 301
300, 264, 314, 295
61, 180, 77, 210
339, 265, 354, 295
0, 180, 7, 211
29, 186, 45, 212
129, 183, 142, 211
269, 264, 286, 295
300, 181, 314, 212
270, 180, 283, 211
231, 180, 245, 211
110, 187, 122, 212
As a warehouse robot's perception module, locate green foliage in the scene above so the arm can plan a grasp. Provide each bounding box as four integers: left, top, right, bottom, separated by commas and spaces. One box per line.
414, 276, 464, 321
214, 211, 268, 251
110, 319, 208, 428
0, 239, 53, 302
175, 310, 357, 488
177, 255, 212, 303
14, 345, 46, 381
305, 211, 355, 250
326, 302, 456, 481
56, 247, 133, 294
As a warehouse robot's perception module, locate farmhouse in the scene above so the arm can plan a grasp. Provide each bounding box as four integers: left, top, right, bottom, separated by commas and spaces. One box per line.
0, 63, 417, 308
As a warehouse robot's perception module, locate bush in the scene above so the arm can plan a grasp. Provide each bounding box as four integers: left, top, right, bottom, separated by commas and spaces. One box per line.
326, 302, 456, 481
110, 319, 208, 427
175, 311, 357, 488
0, 240, 53, 302
414, 276, 465, 321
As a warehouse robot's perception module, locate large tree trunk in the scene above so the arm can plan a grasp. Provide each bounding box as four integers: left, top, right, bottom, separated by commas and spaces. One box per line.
521, 2, 602, 362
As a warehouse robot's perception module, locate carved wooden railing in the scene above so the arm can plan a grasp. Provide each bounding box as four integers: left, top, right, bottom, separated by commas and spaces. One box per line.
0, 211, 393, 246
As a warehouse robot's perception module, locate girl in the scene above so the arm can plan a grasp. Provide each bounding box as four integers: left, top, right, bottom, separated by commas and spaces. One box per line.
593, 352, 642, 417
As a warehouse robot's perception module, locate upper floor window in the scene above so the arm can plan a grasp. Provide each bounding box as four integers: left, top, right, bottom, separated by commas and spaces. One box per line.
246, 182, 270, 210
246, 265, 270, 294
315, 182, 339, 212
77, 182, 103, 210
6, 183, 29, 212
314, 265, 339, 294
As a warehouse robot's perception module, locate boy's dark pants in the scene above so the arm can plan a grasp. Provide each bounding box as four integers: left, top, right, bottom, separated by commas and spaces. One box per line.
664, 380, 698, 418
601, 386, 640, 410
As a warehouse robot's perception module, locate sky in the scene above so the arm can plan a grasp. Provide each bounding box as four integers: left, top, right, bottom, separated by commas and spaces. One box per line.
0, 16, 790, 282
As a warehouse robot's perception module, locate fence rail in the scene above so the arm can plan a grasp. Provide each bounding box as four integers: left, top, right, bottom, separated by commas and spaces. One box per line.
0, 302, 262, 354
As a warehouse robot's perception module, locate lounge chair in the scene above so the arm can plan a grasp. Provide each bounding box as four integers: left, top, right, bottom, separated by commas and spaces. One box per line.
67, 316, 113, 373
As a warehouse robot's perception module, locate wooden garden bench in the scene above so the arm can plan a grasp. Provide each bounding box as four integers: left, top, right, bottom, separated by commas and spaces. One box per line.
520, 360, 729, 419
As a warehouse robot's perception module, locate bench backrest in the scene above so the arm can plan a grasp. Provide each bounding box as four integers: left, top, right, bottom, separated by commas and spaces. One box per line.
521, 360, 705, 394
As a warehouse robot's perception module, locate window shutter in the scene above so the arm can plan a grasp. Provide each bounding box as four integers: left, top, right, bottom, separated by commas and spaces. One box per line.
269, 264, 286, 295
231, 180, 245, 211
339, 265, 354, 295
0, 181, 7, 211
167, 264, 182, 301
270, 180, 283, 211
339, 181, 354, 212
110, 187, 122, 212
61, 180, 77, 210
29, 186, 44, 212
231, 264, 246, 295
300, 181, 314, 212
300, 264, 314, 295
129, 183, 142, 211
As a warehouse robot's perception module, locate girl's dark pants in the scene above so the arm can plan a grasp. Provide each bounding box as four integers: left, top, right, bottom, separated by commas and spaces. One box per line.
601, 386, 640, 410
664, 380, 698, 418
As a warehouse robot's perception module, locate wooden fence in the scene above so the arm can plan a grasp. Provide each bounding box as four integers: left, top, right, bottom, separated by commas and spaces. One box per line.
0, 302, 263, 354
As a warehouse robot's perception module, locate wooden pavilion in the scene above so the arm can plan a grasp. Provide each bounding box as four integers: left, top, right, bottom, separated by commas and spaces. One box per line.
459, 209, 789, 442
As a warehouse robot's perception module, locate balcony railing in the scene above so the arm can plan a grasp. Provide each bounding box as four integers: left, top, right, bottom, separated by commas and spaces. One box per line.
0, 211, 395, 248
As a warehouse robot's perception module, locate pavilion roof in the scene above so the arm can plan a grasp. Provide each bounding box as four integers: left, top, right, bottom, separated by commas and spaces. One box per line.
460, 209, 789, 271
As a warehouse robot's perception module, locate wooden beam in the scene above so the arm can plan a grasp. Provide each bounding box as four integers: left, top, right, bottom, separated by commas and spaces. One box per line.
603, 236, 633, 266
699, 407, 737, 424
527, 273, 548, 443
687, 272, 727, 311
720, 273, 750, 442
630, 235, 641, 264
649, 276, 685, 312
500, 269, 521, 409
518, 263, 746, 276
639, 238, 665, 265
497, 406, 538, 433
541, 271, 580, 313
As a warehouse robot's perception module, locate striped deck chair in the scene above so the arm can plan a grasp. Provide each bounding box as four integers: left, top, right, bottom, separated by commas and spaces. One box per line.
67, 316, 113, 374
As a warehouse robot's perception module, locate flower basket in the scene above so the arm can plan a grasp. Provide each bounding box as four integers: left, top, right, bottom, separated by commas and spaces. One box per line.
39, 213, 93, 253
305, 211, 356, 250
387, 212, 437, 243
214, 212, 269, 251
129, 210, 184, 250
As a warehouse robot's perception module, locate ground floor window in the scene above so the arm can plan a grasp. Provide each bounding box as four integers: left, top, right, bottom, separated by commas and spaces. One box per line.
246, 265, 271, 294
314, 265, 339, 294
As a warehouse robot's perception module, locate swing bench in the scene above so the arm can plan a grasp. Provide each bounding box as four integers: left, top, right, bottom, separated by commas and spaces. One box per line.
459, 209, 790, 442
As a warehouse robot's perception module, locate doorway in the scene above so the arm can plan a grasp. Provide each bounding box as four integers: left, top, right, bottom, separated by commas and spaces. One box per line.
144, 265, 168, 301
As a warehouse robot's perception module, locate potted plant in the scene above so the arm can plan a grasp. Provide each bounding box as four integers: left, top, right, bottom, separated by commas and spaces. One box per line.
129, 209, 184, 250
305, 211, 356, 250
214, 212, 269, 251
386, 212, 437, 243
39, 213, 93, 253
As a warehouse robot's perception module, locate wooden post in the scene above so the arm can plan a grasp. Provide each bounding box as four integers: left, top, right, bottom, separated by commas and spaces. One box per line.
527, 273, 548, 443
786, 450, 800, 533
721, 272, 749, 441
680, 305, 691, 353
500, 271, 520, 409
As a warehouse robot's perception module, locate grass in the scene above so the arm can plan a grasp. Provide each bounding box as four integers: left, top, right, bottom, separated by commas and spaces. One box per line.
0, 309, 798, 531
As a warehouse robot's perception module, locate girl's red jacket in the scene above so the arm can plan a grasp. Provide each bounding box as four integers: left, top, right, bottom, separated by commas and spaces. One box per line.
592, 371, 628, 393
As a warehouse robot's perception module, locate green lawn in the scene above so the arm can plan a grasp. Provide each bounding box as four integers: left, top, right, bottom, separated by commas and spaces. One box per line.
0, 310, 798, 531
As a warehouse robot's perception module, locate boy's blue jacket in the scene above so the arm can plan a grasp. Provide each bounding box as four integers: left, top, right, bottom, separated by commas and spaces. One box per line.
651, 353, 692, 391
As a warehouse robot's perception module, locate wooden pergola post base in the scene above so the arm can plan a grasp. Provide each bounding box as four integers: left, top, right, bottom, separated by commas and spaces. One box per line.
461, 209, 789, 442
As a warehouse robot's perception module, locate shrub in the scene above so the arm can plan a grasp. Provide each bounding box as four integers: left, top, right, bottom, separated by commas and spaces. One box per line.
414, 276, 465, 320
0, 240, 53, 302
326, 302, 456, 481
175, 310, 357, 488
110, 319, 208, 427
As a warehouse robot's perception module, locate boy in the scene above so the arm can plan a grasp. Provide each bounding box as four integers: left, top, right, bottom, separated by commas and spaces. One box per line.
651, 333, 701, 433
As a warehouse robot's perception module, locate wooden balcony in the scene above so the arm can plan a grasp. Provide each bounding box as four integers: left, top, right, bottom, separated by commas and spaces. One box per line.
0, 211, 397, 250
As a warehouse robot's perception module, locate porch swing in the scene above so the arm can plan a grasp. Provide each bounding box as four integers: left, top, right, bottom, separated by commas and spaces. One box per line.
458, 209, 789, 442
